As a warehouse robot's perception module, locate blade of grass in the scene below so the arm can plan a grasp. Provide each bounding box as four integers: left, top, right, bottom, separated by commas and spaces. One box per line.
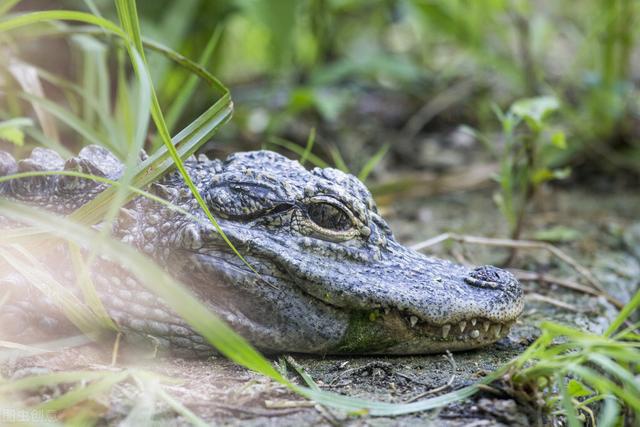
358, 143, 389, 182
0, 0, 20, 16
0, 246, 113, 339
68, 242, 118, 331
7, 59, 60, 143
0, 371, 112, 392
71, 34, 112, 145
19, 92, 112, 150
114, 0, 255, 274
300, 127, 316, 166
605, 288, 640, 337
163, 23, 223, 133
38, 371, 129, 412
329, 145, 349, 173
268, 136, 329, 168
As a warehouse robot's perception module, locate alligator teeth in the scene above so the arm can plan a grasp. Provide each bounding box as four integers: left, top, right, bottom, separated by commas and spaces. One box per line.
409, 316, 418, 328
493, 324, 502, 338
483, 321, 490, 332
442, 324, 451, 338
459, 321, 466, 333
471, 318, 477, 326
470, 329, 480, 339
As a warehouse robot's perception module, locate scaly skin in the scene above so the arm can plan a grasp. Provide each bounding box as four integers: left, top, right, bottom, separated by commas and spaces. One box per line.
0, 146, 524, 356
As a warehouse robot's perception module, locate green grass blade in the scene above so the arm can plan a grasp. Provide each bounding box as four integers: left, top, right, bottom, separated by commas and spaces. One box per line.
19, 92, 112, 150
0, 371, 111, 392
605, 288, 640, 337
114, 0, 256, 275
358, 143, 389, 182
268, 136, 330, 168
329, 146, 349, 173
0, 10, 125, 37
0, 0, 20, 16
0, 246, 112, 338
38, 371, 129, 412
163, 25, 223, 133
300, 127, 316, 166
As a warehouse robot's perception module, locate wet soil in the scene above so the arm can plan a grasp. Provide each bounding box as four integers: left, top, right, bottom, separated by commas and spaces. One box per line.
2, 186, 639, 426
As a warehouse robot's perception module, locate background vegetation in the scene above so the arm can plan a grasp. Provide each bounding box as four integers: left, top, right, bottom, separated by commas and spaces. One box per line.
0, 0, 638, 425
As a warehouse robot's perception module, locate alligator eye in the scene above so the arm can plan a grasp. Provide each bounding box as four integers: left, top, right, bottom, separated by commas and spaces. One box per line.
306, 203, 353, 232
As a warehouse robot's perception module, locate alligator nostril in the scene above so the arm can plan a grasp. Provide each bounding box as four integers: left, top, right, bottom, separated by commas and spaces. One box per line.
464, 265, 515, 290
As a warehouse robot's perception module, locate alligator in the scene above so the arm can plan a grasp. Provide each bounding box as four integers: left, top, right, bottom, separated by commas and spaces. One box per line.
0, 146, 524, 356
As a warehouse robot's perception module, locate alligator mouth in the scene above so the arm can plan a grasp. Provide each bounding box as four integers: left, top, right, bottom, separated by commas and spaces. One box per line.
286, 275, 517, 354
396, 311, 514, 343
331, 307, 516, 354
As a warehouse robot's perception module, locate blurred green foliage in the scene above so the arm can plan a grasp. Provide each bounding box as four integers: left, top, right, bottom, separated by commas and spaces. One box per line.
113, 0, 639, 174
5, 0, 639, 177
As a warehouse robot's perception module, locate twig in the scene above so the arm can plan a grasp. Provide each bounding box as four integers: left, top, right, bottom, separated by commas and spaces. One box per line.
476, 383, 503, 395
329, 361, 393, 385
410, 233, 623, 310
526, 293, 584, 313
189, 401, 304, 417
111, 331, 122, 366
264, 400, 316, 409
451, 248, 471, 266
314, 403, 342, 427
406, 351, 457, 403
510, 269, 600, 297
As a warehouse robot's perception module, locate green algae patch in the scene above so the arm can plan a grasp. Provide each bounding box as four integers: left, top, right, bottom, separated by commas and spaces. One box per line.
332, 311, 403, 354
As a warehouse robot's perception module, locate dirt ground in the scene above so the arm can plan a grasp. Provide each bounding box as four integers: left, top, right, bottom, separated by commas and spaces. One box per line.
3, 184, 639, 426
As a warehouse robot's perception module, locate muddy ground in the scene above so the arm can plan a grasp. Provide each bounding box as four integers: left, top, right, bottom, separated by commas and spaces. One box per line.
3, 184, 639, 426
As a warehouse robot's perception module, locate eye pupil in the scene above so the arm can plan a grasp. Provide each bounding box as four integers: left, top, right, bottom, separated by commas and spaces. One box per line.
307, 203, 352, 231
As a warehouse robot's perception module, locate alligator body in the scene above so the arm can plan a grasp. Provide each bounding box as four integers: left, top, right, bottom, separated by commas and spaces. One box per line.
0, 146, 523, 356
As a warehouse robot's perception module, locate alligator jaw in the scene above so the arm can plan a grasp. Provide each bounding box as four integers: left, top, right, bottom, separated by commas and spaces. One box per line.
331, 309, 516, 354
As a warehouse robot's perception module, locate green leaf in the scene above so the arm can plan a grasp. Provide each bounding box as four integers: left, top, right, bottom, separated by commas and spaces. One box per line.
0, 125, 24, 145
0, 0, 20, 16
510, 96, 560, 129
300, 127, 316, 166
561, 378, 582, 427
0, 117, 33, 146
567, 379, 593, 398
551, 131, 567, 149
531, 167, 570, 184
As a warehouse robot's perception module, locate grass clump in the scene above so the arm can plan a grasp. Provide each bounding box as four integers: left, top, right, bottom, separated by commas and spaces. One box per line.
502, 291, 640, 426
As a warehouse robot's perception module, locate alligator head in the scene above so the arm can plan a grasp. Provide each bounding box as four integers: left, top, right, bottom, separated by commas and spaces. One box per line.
134, 150, 524, 355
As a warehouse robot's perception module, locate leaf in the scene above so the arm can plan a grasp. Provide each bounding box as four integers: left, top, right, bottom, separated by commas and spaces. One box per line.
510, 96, 560, 130
0, 125, 25, 145
551, 131, 567, 149
567, 379, 594, 398
531, 167, 570, 184
6, 60, 60, 142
